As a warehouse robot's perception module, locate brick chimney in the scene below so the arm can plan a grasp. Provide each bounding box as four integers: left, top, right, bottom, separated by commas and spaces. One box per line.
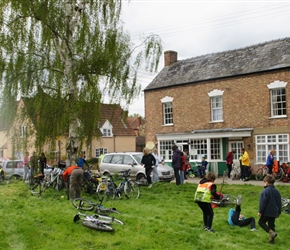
164, 50, 177, 66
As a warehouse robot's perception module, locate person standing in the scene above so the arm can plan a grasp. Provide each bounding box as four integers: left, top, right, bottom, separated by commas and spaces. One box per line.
226, 149, 236, 180
265, 149, 276, 175
23, 152, 30, 182
258, 175, 282, 244
141, 147, 156, 188
62, 165, 84, 200
29, 151, 38, 177
172, 145, 181, 185
39, 152, 47, 176
184, 149, 190, 179
194, 172, 221, 233
180, 151, 186, 184
241, 148, 250, 181
77, 153, 89, 169
152, 148, 163, 183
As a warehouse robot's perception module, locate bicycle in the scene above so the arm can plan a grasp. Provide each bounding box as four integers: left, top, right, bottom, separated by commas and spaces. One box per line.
281, 197, 290, 214
72, 197, 120, 216
30, 174, 46, 197
73, 211, 125, 232
113, 169, 140, 199
223, 161, 241, 180
211, 194, 238, 207
82, 165, 101, 195
96, 174, 118, 201
255, 164, 283, 181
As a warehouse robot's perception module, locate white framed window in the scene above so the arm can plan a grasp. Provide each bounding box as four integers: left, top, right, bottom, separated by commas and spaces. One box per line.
95, 148, 108, 158
267, 80, 287, 117
159, 140, 174, 161
190, 139, 207, 160
256, 134, 288, 163
161, 96, 173, 125
229, 141, 244, 160
210, 138, 221, 160
101, 120, 113, 137
208, 89, 224, 122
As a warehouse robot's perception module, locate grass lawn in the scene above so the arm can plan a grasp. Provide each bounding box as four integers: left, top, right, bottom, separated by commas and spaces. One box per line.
0, 180, 289, 250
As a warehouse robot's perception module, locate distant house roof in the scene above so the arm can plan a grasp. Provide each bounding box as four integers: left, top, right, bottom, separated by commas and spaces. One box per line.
145, 37, 290, 91
98, 104, 135, 136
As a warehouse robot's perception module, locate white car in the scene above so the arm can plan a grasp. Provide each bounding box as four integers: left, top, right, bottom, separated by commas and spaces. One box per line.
99, 152, 174, 185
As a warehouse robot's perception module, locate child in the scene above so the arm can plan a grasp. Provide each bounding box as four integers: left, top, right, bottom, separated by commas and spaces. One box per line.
258, 175, 282, 244
194, 172, 221, 233
228, 195, 257, 231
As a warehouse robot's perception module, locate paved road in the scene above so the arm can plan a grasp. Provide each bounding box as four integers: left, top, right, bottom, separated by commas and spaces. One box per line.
182, 177, 290, 186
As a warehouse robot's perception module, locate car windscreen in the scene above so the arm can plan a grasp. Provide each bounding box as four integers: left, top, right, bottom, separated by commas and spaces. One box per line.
132, 154, 143, 164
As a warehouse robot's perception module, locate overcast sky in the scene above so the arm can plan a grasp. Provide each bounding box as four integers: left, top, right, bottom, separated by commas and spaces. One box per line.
119, 0, 290, 117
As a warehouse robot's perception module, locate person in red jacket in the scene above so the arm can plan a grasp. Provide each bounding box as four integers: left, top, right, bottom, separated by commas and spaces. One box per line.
62, 165, 84, 200
226, 149, 236, 180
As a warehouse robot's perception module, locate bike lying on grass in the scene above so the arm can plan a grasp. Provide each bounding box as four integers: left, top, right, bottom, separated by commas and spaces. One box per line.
72, 197, 123, 232
72, 197, 120, 216
281, 197, 290, 214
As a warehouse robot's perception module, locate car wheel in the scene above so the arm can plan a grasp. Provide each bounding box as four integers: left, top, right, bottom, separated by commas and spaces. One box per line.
136, 174, 147, 186
9, 175, 22, 183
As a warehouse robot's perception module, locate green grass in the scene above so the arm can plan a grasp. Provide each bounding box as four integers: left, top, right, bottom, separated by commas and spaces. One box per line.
0, 181, 289, 250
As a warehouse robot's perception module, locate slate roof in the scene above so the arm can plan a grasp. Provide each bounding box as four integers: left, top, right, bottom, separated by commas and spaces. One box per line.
145, 37, 290, 91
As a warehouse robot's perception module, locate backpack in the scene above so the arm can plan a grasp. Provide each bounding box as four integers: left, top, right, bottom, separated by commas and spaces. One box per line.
273, 160, 279, 173
228, 208, 235, 226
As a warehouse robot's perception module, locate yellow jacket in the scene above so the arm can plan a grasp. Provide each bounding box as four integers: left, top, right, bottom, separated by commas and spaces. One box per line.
242, 151, 250, 167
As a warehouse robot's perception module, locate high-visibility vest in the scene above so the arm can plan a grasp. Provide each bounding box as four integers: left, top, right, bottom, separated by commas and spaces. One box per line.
194, 182, 213, 203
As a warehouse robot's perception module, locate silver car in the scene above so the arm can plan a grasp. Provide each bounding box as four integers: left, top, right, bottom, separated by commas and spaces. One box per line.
99, 152, 174, 184
1, 160, 53, 181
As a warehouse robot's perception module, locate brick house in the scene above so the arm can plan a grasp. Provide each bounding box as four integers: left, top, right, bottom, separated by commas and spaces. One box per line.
144, 37, 290, 174
0, 100, 137, 163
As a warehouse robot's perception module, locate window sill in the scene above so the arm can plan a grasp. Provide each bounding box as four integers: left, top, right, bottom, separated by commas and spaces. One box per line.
269, 115, 287, 119
162, 124, 174, 126
209, 120, 224, 124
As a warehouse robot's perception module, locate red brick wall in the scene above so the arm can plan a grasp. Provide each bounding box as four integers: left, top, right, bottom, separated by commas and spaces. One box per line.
144, 70, 290, 143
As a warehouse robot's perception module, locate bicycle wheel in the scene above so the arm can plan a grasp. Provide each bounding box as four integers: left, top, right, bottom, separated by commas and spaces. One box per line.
54, 176, 64, 191
255, 168, 265, 181
72, 198, 94, 211
82, 220, 114, 232
281, 197, 290, 209
221, 194, 237, 206
274, 168, 283, 181
96, 182, 116, 201
31, 182, 42, 196
124, 180, 140, 199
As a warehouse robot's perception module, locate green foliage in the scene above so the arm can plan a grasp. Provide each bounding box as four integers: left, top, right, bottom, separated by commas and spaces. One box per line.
0, 181, 289, 250
0, 0, 162, 152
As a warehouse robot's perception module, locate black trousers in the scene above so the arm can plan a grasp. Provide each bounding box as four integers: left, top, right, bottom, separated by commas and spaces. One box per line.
145, 167, 152, 185
232, 205, 256, 229
173, 167, 180, 185
258, 215, 276, 233
197, 202, 214, 229
226, 164, 232, 178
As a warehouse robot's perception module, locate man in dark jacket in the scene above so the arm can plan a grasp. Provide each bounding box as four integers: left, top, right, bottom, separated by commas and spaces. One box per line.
172, 145, 181, 185
258, 175, 282, 244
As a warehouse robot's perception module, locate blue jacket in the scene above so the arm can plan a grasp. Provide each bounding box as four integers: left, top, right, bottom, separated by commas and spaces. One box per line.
265, 153, 274, 167
259, 185, 282, 217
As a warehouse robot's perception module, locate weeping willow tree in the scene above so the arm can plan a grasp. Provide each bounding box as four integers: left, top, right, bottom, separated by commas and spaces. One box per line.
0, 0, 162, 164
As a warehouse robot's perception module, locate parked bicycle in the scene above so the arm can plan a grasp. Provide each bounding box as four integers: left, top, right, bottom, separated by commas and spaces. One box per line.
29, 166, 65, 197
223, 161, 241, 180
96, 174, 118, 201
114, 169, 140, 199
255, 164, 283, 181
82, 165, 101, 195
